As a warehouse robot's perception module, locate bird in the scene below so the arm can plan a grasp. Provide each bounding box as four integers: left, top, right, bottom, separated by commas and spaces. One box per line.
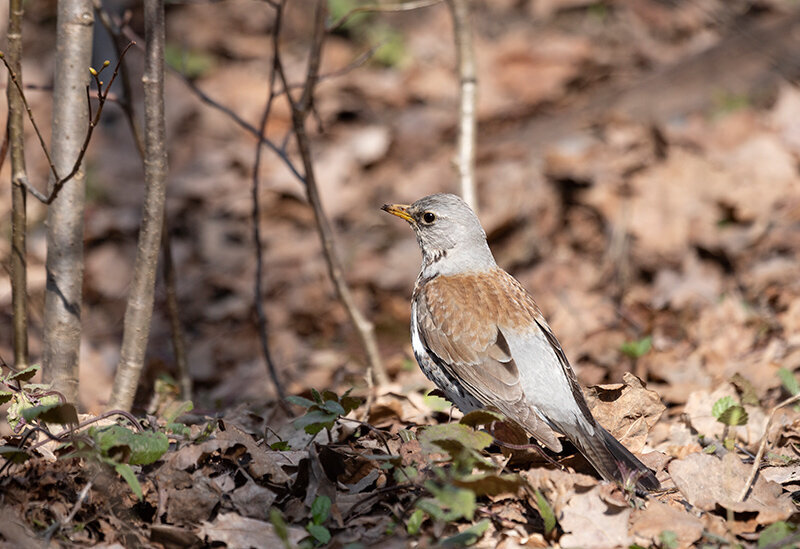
382, 193, 659, 492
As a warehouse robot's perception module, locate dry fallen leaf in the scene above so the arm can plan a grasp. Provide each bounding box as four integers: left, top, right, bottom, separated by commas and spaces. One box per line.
668, 452, 795, 529
559, 485, 632, 549
198, 512, 307, 549
585, 372, 665, 452
630, 500, 704, 548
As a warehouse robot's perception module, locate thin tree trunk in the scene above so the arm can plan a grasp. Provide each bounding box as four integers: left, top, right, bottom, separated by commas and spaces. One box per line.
448, 0, 478, 213
42, 0, 94, 401
8, 0, 28, 369
108, 0, 168, 411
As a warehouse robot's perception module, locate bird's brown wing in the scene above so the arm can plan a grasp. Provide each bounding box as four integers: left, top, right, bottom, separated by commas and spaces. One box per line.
415, 272, 563, 451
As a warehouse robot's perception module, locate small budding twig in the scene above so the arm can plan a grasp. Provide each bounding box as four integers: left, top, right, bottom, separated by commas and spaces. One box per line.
0, 43, 134, 204
737, 391, 800, 502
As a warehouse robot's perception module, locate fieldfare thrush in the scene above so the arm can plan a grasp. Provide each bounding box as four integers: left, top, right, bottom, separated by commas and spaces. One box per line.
382, 193, 659, 492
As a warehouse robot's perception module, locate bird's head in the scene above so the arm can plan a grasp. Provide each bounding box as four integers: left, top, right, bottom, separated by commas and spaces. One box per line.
382, 193, 496, 276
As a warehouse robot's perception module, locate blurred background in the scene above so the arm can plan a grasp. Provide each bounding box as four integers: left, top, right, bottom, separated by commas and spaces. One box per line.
1, 0, 799, 416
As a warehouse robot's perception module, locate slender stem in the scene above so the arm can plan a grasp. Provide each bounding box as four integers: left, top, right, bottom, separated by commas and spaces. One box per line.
252, 0, 288, 403
7, 0, 28, 368
276, 0, 388, 385
94, 2, 190, 400
737, 392, 800, 501
448, 0, 478, 213
108, 0, 168, 411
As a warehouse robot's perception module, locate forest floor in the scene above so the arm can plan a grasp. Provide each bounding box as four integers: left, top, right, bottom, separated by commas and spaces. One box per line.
2, 0, 800, 547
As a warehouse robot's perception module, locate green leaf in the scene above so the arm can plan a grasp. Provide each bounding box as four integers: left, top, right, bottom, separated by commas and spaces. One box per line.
270, 508, 290, 547
711, 396, 737, 420
166, 422, 191, 436
416, 498, 447, 521
406, 509, 425, 535
718, 404, 748, 426
311, 495, 331, 525
321, 400, 346, 416
459, 409, 505, 427
440, 519, 490, 547
163, 400, 193, 424
533, 489, 556, 536
422, 392, 452, 412
306, 524, 331, 545
0, 445, 31, 464
340, 395, 362, 414
310, 389, 324, 404
777, 368, 800, 396
418, 423, 493, 455
286, 395, 317, 409
453, 473, 522, 497
115, 463, 142, 500
270, 441, 291, 451
21, 403, 79, 425
620, 336, 652, 359
659, 530, 679, 549
293, 410, 338, 434
7, 364, 40, 383
92, 425, 169, 465
425, 483, 476, 521
758, 521, 797, 549
0, 391, 13, 405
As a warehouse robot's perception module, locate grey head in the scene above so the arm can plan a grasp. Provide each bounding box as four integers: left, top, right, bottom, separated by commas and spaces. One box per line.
382, 193, 497, 277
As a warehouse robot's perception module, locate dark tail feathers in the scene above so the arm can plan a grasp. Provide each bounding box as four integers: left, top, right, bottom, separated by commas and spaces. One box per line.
573, 426, 660, 493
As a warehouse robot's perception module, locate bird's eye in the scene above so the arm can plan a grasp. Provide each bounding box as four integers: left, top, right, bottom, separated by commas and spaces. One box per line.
422, 212, 436, 224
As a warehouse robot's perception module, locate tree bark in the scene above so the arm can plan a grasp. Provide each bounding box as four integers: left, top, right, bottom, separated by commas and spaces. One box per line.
42, 0, 94, 401
8, 0, 28, 369
448, 0, 478, 213
108, 0, 168, 411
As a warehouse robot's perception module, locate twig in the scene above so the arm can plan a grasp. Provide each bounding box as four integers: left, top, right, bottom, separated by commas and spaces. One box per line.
0, 44, 132, 205
252, 0, 288, 404
447, 0, 478, 213
108, 0, 169, 411
327, 0, 443, 33
110, 18, 376, 186
6, 0, 28, 368
737, 392, 800, 501
94, 1, 190, 400
275, 1, 388, 386
44, 477, 94, 543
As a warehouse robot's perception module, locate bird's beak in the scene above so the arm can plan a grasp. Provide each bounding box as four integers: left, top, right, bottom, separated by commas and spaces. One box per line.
381, 203, 414, 223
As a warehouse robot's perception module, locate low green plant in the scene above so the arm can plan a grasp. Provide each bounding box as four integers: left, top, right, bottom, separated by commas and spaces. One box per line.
407, 410, 523, 546
287, 388, 362, 437
712, 395, 748, 450
306, 495, 332, 546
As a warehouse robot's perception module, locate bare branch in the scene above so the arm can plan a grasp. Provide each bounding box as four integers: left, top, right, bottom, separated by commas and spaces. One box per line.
327, 0, 443, 33
252, 0, 288, 403
737, 391, 800, 502
109, 0, 169, 411
276, 1, 388, 385
448, 0, 478, 213
0, 43, 133, 205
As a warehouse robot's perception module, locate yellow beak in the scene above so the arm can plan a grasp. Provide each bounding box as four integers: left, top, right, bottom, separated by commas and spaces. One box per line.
381, 203, 414, 223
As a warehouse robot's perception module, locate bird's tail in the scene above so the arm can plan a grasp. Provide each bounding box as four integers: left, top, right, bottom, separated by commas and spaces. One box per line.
570, 425, 660, 493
